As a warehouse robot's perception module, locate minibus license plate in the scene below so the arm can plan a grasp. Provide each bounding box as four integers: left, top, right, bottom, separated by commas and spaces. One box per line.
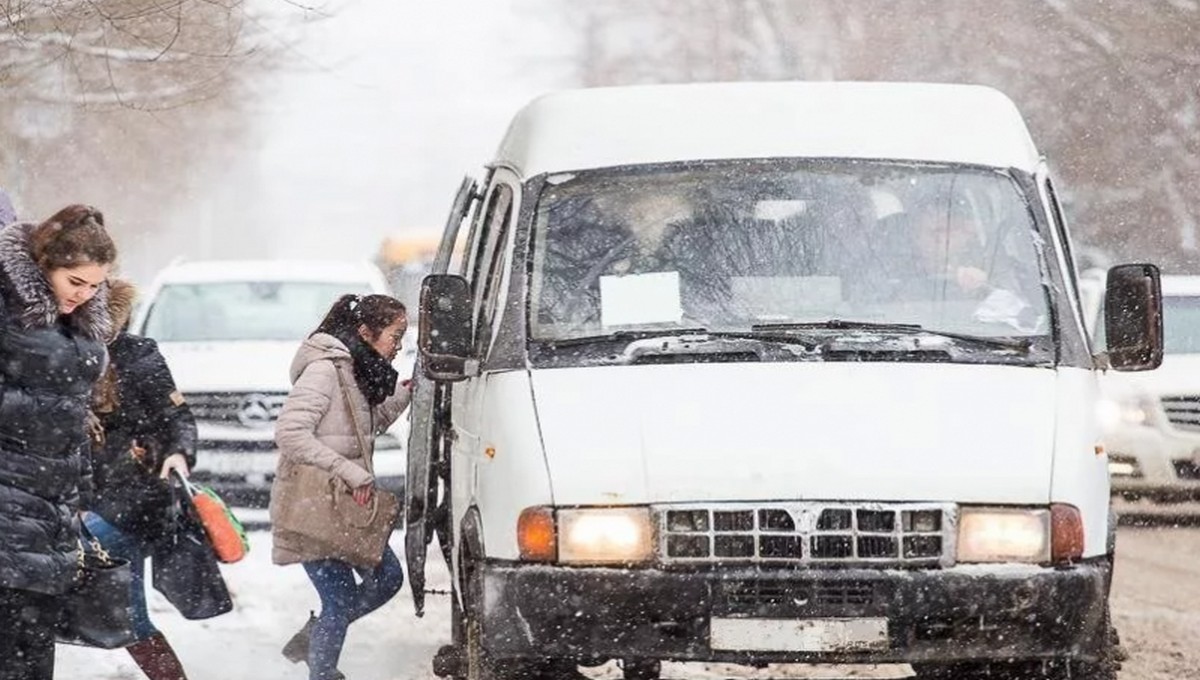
710, 617, 888, 652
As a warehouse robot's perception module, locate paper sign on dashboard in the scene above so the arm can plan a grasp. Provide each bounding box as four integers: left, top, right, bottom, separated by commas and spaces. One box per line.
599, 272, 683, 327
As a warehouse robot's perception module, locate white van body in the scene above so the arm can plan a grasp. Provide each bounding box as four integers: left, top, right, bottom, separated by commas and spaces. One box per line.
408, 83, 1157, 679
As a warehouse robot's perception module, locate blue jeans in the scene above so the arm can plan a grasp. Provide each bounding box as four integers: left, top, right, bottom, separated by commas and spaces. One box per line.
81, 512, 159, 641
302, 547, 404, 680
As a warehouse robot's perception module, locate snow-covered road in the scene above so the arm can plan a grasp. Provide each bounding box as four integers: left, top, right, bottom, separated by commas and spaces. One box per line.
56, 527, 1200, 680
56, 532, 447, 680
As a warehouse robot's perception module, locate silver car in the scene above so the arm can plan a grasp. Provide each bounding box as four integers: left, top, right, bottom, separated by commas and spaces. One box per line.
1083, 270, 1200, 501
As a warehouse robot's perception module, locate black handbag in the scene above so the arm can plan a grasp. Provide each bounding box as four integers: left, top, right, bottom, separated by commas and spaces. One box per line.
150, 484, 233, 620
56, 526, 138, 649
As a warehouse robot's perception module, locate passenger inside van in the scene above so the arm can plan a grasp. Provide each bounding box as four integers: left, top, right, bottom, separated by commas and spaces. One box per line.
532, 163, 1051, 338
865, 191, 1045, 332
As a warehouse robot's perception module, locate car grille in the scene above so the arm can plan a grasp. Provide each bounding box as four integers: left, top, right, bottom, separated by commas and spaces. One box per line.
655, 502, 956, 567
1108, 454, 1143, 479
1161, 395, 1200, 431
1174, 459, 1200, 480
185, 392, 288, 427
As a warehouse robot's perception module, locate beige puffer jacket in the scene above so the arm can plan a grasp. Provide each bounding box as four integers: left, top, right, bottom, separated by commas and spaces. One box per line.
270, 332, 410, 564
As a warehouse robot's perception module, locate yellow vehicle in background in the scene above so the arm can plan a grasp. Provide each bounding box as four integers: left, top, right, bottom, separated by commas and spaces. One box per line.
377, 233, 442, 312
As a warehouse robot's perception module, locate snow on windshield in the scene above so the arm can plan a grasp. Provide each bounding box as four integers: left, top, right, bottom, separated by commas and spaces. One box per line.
530, 160, 1050, 341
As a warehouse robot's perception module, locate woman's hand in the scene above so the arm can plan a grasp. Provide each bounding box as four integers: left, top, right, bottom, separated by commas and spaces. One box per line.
160, 453, 190, 480
353, 483, 375, 507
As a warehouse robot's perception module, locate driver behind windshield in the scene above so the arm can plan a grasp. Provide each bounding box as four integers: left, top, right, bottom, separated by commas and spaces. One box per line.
889, 197, 1043, 332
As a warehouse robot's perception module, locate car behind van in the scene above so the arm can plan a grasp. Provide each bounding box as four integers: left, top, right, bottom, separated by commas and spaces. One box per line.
1082, 269, 1200, 501
405, 82, 1162, 680
132, 259, 411, 506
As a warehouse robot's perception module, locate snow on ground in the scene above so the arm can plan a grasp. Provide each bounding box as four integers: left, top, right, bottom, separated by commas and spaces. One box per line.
56, 526, 1200, 680
56, 531, 451, 680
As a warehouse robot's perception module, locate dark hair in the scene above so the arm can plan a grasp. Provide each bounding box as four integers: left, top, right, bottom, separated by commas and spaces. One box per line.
30, 204, 117, 271
314, 294, 407, 341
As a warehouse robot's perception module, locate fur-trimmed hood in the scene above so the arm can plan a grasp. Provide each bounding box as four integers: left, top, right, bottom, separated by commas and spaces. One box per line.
105, 278, 137, 342
0, 222, 112, 341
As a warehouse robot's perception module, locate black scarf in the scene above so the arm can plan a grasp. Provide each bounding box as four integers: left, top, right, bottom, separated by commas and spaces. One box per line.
338, 331, 399, 407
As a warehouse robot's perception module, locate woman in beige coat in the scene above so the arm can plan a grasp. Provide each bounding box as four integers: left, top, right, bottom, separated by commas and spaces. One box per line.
270, 294, 411, 680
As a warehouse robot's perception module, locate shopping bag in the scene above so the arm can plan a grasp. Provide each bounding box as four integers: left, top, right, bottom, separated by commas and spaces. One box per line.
151, 485, 233, 620
173, 470, 249, 564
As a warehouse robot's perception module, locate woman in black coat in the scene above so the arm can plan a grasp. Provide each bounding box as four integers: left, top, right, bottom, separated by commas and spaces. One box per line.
0, 205, 116, 680
85, 279, 198, 680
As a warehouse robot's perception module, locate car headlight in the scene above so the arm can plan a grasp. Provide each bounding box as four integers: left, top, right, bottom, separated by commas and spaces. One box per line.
1096, 396, 1153, 431
517, 506, 655, 565
957, 507, 1050, 563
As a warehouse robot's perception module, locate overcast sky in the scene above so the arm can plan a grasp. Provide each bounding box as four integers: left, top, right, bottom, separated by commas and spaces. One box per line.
165, 1, 574, 269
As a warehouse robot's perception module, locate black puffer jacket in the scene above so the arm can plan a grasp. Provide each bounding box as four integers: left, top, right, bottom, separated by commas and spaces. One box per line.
0, 222, 110, 595
91, 332, 197, 541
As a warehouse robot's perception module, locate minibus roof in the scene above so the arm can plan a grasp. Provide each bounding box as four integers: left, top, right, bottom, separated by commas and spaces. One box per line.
496, 81, 1040, 177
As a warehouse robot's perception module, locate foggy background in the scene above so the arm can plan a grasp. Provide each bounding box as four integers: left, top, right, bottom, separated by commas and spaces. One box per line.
2, 0, 1197, 284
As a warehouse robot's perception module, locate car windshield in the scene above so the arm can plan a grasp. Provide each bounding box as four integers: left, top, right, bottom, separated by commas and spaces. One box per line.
529, 160, 1051, 342
1162, 295, 1200, 355
142, 281, 372, 342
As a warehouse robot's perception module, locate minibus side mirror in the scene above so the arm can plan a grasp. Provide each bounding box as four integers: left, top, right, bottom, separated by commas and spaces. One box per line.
419, 274, 475, 382
1104, 263, 1163, 372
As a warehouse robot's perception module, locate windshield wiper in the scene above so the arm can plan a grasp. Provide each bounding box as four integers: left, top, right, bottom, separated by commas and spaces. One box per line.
750, 320, 1034, 352
752, 320, 921, 333
542, 328, 710, 348
543, 328, 819, 351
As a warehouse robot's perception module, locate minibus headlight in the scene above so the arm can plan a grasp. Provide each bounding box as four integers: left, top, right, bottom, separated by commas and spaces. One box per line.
957, 507, 1050, 563
558, 507, 655, 565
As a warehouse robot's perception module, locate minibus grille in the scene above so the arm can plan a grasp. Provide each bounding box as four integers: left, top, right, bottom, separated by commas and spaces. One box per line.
656, 502, 956, 567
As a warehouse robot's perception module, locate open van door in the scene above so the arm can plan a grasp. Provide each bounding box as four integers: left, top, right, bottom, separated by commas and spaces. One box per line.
406, 176, 478, 616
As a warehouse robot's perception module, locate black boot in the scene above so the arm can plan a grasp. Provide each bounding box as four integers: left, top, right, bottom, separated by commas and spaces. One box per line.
281, 611, 316, 664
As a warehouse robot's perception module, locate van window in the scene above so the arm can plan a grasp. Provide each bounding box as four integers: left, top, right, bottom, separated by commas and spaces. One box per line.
529, 160, 1050, 341
473, 184, 515, 351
